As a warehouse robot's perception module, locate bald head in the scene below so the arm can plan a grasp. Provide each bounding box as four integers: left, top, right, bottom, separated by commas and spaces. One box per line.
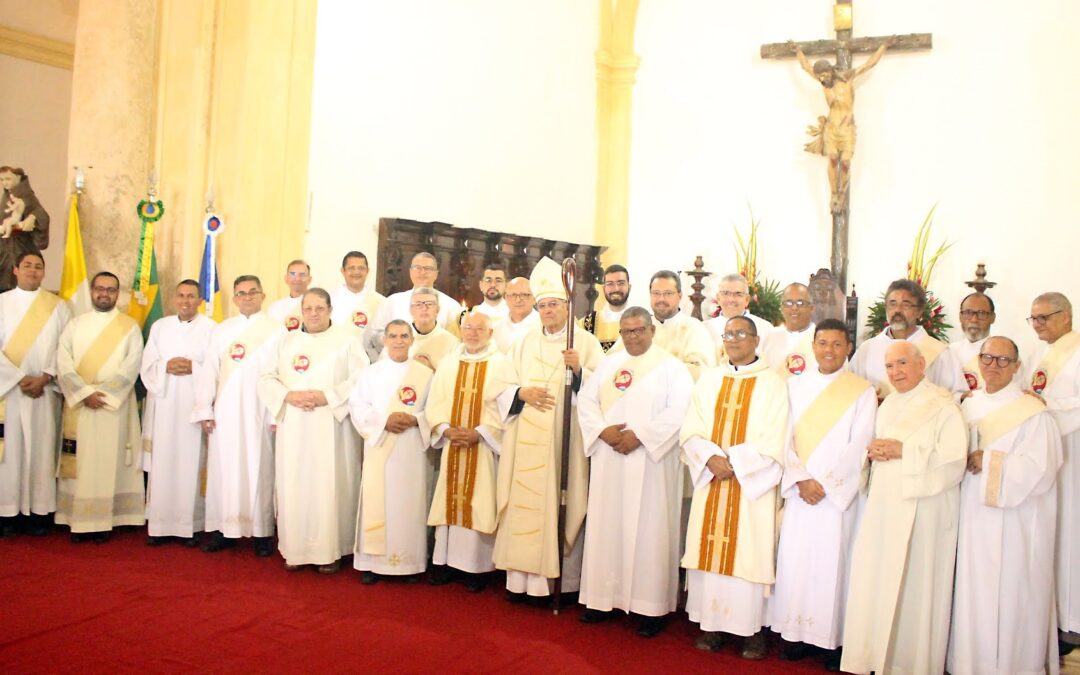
505, 277, 534, 321
884, 341, 926, 394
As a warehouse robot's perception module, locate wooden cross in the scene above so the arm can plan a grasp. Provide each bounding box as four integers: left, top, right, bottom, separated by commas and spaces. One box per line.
761, 0, 931, 291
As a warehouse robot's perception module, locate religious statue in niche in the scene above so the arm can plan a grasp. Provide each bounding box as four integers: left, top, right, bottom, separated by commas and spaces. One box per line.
809, 267, 846, 324
0, 166, 50, 291
789, 37, 893, 214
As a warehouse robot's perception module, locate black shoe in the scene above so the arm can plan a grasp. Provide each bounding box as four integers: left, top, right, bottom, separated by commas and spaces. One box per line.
464, 573, 488, 593
70, 532, 92, 543
694, 631, 726, 652
741, 631, 768, 661
146, 536, 168, 547
0, 516, 17, 537
252, 536, 274, 557
505, 590, 527, 604
26, 514, 50, 537
180, 536, 199, 548
779, 640, 811, 661
428, 565, 454, 586
402, 573, 422, 584
92, 531, 111, 544
579, 609, 615, 624
635, 615, 667, 638
201, 532, 237, 553
1061, 639, 1077, 657
526, 594, 552, 608
360, 571, 379, 585
823, 647, 842, 672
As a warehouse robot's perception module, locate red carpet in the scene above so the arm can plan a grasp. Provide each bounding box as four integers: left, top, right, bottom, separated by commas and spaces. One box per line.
0, 527, 824, 674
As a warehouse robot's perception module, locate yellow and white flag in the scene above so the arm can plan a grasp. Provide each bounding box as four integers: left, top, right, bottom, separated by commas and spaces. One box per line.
59, 193, 91, 315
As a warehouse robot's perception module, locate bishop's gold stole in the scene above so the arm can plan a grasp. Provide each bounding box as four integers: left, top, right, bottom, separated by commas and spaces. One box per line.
440, 359, 487, 531
694, 374, 757, 575
361, 361, 433, 555
0, 292, 60, 463
60, 313, 134, 479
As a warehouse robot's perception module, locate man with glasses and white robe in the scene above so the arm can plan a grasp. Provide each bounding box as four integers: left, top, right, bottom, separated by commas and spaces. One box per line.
948, 293, 997, 394
761, 283, 817, 378
367, 252, 463, 357
704, 273, 774, 362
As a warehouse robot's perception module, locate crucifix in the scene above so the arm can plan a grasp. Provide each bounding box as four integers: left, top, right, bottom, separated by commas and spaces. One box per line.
761, 1, 931, 291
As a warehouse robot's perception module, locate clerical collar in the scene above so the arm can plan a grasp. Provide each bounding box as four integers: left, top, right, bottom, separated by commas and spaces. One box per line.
301, 320, 332, 334
657, 310, 681, 325
543, 323, 567, 337
178, 315, 196, 324
728, 356, 760, 371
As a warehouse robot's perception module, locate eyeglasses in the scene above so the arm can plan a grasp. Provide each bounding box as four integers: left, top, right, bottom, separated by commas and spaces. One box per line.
650, 290, 678, 299
721, 330, 753, 342
287, 271, 310, 278
782, 299, 810, 308
719, 290, 747, 299
979, 353, 1017, 368
505, 293, 533, 301
234, 289, 263, 298
536, 300, 566, 311
603, 280, 628, 289
618, 326, 649, 338
1027, 310, 1063, 326
959, 309, 992, 319
886, 300, 919, 311
410, 265, 437, 273
410, 301, 437, 309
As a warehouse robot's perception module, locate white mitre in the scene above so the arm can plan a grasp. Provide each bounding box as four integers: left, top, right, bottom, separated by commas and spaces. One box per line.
529, 256, 566, 303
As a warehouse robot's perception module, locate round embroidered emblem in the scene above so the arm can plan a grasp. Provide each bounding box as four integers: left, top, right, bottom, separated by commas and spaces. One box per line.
786, 353, 806, 375
614, 369, 633, 391
1032, 369, 1048, 394
399, 386, 417, 406
293, 355, 310, 373
285, 316, 301, 331
963, 371, 979, 391
229, 343, 246, 362
353, 311, 368, 327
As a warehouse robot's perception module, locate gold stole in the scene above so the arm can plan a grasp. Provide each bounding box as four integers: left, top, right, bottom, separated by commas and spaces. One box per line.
411, 329, 458, 369
598, 347, 667, 411
593, 313, 621, 351
1034, 331, 1080, 388
694, 374, 757, 575
361, 360, 433, 555
218, 317, 278, 395
793, 371, 871, 465
59, 313, 136, 479
977, 395, 1046, 507
439, 359, 488, 530
0, 292, 61, 462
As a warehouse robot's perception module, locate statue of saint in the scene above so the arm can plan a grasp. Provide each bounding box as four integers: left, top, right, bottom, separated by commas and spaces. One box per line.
790, 37, 894, 214
809, 267, 846, 324
0, 166, 50, 291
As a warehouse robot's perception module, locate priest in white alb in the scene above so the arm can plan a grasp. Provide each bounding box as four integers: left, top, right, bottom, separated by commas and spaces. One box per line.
492, 277, 539, 352
350, 319, 433, 583
366, 252, 462, 358
193, 274, 284, 557
56, 272, 144, 541
141, 279, 215, 546
760, 282, 817, 378
768, 319, 875, 670
948, 292, 997, 394
259, 288, 366, 573
267, 259, 312, 332
704, 273, 774, 359
405, 287, 459, 370
491, 257, 603, 601
841, 341, 967, 675
681, 315, 788, 660
329, 251, 386, 361
577, 307, 692, 638
949, 335, 1062, 675
426, 311, 504, 592
1024, 291, 1080, 654
851, 279, 967, 399
0, 251, 70, 536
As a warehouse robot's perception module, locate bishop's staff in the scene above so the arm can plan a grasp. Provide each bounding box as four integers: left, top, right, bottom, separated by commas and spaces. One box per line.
553, 257, 576, 614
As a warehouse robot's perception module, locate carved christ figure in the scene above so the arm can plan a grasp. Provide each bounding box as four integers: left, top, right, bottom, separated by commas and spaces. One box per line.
790, 37, 893, 214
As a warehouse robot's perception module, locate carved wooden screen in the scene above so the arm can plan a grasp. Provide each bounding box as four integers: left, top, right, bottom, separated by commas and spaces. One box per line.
376, 218, 605, 317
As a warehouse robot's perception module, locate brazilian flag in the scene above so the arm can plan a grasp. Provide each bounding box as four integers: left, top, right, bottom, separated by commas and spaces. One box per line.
128, 200, 164, 342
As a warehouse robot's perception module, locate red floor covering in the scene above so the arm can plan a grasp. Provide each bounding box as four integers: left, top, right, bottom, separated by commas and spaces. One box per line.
0, 527, 825, 674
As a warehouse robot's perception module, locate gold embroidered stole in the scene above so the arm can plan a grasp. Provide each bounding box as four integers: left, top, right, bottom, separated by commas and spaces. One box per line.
361, 360, 433, 555
60, 313, 136, 479
793, 371, 871, 465
410, 328, 458, 370
695, 374, 757, 575
1035, 331, 1080, 388
0, 292, 60, 461
440, 359, 488, 530
592, 313, 622, 352
975, 394, 1046, 507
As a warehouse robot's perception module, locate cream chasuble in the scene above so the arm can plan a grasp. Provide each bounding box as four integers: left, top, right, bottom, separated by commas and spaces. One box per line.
841, 379, 967, 675
577, 345, 692, 616
329, 284, 387, 361
769, 366, 876, 649
56, 309, 144, 532
259, 324, 367, 565
426, 342, 505, 573
192, 312, 283, 538
268, 295, 303, 332
140, 314, 215, 537
760, 323, 817, 379
350, 357, 433, 575
948, 384, 1062, 675
1025, 329, 1080, 634
0, 288, 69, 517
680, 358, 788, 636
491, 324, 603, 596
851, 326, 967, 398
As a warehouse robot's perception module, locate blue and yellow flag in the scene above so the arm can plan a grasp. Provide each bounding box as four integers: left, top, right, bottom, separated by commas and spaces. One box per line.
198, 233, 224, 322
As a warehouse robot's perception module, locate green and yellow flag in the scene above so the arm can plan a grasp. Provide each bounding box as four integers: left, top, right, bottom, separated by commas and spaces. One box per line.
128, 198, 164, 340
